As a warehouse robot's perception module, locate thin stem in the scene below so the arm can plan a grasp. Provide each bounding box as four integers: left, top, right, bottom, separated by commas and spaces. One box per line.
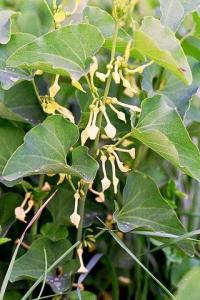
76, 22, 119, 245
32, 79, 42, 104
91, 23, 119, 156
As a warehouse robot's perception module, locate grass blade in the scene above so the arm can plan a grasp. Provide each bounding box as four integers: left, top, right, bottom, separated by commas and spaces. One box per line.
36, 248, 48, 300
22, 241, 80, 300
0, 191, 57, 300
109, 230, 176, 300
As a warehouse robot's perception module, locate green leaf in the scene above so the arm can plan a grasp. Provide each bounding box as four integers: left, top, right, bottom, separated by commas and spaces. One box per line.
114, 172, 193, 256
14, 0, 54, 37
0, 192, 23, 228
142, 61, 200, 116
40, 223, 68, 241
0, 122, 24, 174
0, 238, 11, 245
0, 10, 17, 45
83, 6, 134, 55
134, 16, 192, 84
10, 237, 72, 282
0, 33, 35, 90
160, 0, 200, 32
6, 24, 105, 80
2, 115, 99, 183
132, 96, 200, 181
83, 6, 115, 38
0, 81, 45, 124
182, 37, 200, 61
160, 0, 184, 32
69, 291, 97, 300
176, 267, 200, 300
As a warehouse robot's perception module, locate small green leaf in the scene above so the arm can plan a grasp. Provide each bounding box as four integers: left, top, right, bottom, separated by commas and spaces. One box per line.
176, 267, 200, 300
0, 122, 24, 174
10, 237, 73, 282
0, 10, 17, 45
114, 172, 193, 256
0, 238, 11, 245
3, 115, 99, 183
134, 17, 192, 84
6, 24, 105, 80
132, 96, 200, 181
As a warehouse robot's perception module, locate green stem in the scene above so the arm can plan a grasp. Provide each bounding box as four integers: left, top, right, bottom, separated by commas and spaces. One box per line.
32, 79, 42, 104
91, 23, 119, 156
76, 22, 119, 245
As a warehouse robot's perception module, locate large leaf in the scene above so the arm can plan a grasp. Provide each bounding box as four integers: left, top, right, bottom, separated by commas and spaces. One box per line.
0, 10, 17, 45
0, 33, 35, 90
114, 172, 193, 255
160, 0, 185, 32
0, 81, 45, 125
2, 115, 99, 183
142, 61, 200, 116
14, 0, 54, 37
176, 267, 200, 300
132, 96, 200, 181
0, 121, 24, 174
10, 237, 72, 282
160, 0, 200, 32
134, 17, 192, 84
6, 24, 104, 80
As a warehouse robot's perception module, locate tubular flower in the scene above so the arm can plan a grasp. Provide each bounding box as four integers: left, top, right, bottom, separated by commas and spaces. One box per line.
96, 61, 113, 83
77, 246, 88, 273
89, 187, 105, 203
109, 155, 119, 194
111, 97, 141, 113
125, 61, 154, 75
81, 104, 94, 145
15, 192, 34, 223
53, 6, 66, 24
108, 102, 126, 123
70, 191, 81, 229
87, 105, 100, 140
49, 74, 60, 98
115, 147, 136, 159
41, 96, 75, 123
66, 0, 82, 17
100, 105, 116, 139
111, 150, 131, 173
100, 154, 111, 191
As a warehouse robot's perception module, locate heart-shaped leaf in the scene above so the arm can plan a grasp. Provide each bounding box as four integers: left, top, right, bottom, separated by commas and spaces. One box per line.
6, 24, 105, 80
134, 17, 192, 84
10, 237, 72, 282
114, 172, 193, 256
2, 115, 98, 184
132, 95, 200, 181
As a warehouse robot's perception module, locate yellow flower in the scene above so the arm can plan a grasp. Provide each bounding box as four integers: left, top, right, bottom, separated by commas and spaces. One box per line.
100, 154, 111, 191
109, 155, 119, 194
70, 192, 81, 229
77, 246, 88, 273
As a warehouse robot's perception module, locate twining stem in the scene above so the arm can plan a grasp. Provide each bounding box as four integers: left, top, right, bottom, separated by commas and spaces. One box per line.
76, 22, 119, 245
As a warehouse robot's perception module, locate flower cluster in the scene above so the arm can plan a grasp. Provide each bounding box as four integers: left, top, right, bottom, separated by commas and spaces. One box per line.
15, 192, 34, 223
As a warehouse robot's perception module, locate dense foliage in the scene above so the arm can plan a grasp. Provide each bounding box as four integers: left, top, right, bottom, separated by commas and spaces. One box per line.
0, 0, 200, 299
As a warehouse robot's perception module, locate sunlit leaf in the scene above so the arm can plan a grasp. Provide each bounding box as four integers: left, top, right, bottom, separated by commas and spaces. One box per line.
6, 24, 105, 80
3, 115, 99, 184
134, 17, 192, 84
132, 96, 200, 181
